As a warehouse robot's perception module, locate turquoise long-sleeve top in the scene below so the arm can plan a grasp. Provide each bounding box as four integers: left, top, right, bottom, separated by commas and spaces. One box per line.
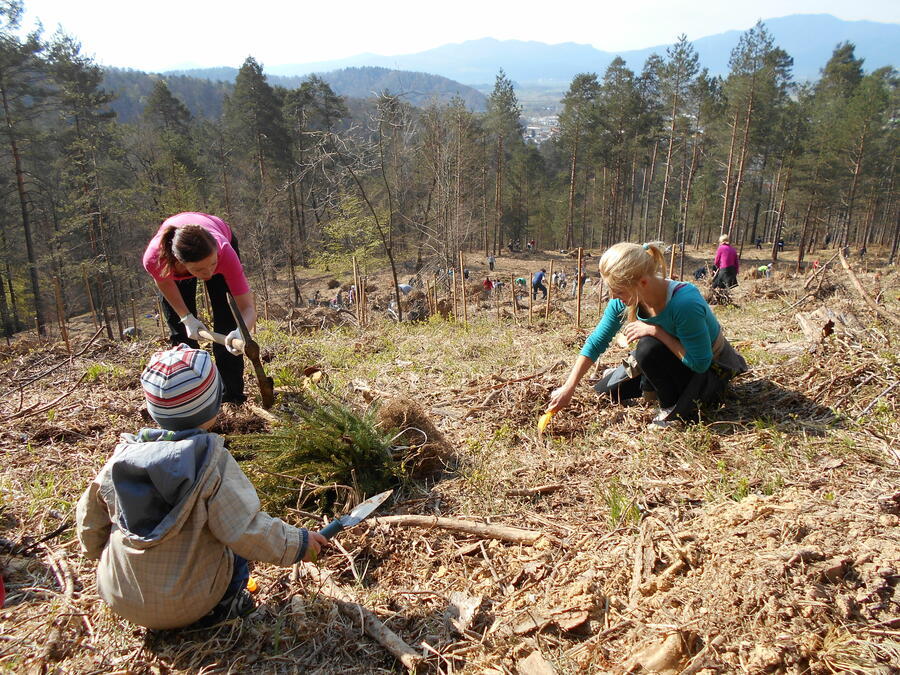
580, 281, 721, 373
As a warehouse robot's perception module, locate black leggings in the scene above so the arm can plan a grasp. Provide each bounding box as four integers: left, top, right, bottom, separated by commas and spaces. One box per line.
159, 234, 245, 401
598, 336, 696, 409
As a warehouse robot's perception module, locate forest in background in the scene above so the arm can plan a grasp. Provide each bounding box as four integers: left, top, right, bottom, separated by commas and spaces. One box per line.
0, 0, 896, 339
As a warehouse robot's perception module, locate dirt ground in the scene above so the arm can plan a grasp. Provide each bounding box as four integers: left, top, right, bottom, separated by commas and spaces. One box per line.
1, 246, 898, 674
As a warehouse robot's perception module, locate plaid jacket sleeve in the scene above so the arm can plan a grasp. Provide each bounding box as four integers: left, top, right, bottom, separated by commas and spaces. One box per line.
75, 471, 112, 560
206, 452, 304, 566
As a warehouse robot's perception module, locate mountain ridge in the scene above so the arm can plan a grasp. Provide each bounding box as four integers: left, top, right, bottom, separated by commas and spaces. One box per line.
170, 14, 897, 86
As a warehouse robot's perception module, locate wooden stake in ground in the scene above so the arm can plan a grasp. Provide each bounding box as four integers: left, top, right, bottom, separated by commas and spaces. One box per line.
459, 250, 468, 328
361, 275, 368, 326
598, 277, 605, 318
450, 269, 457, 321
575, 247, 584, 328
352, 256, 361, 324
298, 564, 423, 672
545, 260, 554, 321
52, 276, 71, 354
130, 297, 137, 334
668, 241, 677, 279
432, 279, 438, 318
528, 272, 534, 325
82, 264, 98, 330
157, 298, 167, 339
510, 274, 518, 323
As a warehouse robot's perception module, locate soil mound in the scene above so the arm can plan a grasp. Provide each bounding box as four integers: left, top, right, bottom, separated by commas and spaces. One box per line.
285, 306, 354, 331
376, 397, 455, 476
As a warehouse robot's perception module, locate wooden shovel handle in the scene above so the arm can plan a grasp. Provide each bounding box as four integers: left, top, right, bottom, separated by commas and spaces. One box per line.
197, 328, 245, 352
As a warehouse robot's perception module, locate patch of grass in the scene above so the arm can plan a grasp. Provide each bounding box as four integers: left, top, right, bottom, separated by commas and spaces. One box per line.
84, 362, 126, 382
15, 472, 75, 518
600, 477, 641, 529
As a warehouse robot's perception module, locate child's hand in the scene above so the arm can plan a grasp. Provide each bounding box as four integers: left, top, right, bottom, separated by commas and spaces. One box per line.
303, 531, 329, 562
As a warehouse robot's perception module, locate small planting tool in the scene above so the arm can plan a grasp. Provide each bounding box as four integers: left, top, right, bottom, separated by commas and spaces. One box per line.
537, 410, 555, 435
320, 489, 393, 540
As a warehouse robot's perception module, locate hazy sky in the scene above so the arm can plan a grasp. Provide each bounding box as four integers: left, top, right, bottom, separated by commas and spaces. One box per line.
20, 0, 900, 72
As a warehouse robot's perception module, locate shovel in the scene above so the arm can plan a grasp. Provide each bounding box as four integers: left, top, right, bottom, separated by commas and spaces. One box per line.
196, 292, 276, 408
319, 489, 393, 540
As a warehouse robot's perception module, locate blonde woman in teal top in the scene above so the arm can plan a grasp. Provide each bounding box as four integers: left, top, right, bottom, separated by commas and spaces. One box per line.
548, 242, 746, 428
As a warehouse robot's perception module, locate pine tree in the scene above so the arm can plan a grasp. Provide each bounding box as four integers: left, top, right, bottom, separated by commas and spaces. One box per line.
559, 73, 600, 250
0, 1, 49, 333
484, 70, 522, 254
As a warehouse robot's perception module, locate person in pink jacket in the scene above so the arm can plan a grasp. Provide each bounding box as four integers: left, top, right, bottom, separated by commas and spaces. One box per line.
712, 234, 740, 290
143, 212, 257, 404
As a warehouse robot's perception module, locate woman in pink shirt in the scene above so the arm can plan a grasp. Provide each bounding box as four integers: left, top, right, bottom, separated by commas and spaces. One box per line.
711, 234, 739, 291
143, 212, 258, 403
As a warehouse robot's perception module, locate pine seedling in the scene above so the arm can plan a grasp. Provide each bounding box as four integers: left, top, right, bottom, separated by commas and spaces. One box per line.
234, 389, 400, 515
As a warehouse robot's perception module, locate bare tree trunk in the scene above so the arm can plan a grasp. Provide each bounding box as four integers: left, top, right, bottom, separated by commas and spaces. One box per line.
641, 141, 658, 243
626, 153, 638, 241
566, 133, 579, 250
720, 108, 741, 235
888, 208, 899, 265
285, 173, 299, 304
843, 124, 869, 248
877, 158, 895, 246
796, 173, 820, 273
727, 94, 755, 238
679, 140, 699, 281
0, 83, 45, 334
481, 163, 488, 256
656, 92, 680, 241
695, 195, 707, 251
494, 136, 503, 255
770, 167, 791, 261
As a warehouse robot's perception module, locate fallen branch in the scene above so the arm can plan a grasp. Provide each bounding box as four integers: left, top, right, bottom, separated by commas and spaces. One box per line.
246, 402, 280, 425
456, 361, 567, 399
29, 545, 77, 673
2, 372, 88, 422
858, 381, 899, 419
838, 251, 900, 328
370, 515, 545, 545
14, 324, 106, 390
802, 251, 840, 290
506, 484, 564, 497
298, 564, 423, 671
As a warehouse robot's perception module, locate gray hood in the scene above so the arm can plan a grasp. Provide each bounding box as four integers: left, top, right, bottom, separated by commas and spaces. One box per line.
103, 429, 216, 543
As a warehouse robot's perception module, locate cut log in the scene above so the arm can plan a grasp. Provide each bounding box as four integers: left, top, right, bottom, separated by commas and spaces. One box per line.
370, 515, 545, 545
506, 484, 564, 497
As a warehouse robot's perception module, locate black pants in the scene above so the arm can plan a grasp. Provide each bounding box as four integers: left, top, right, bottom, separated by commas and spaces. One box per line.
159, 235, 245, 402
597, 336, 695, 409
712, 266, 738, 289
533, 282, 547, 300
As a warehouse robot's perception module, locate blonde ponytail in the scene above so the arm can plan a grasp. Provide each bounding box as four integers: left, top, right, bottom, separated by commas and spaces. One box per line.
598, 242, 666, 322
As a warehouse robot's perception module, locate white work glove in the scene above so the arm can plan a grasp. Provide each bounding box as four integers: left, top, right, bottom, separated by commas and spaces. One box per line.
225, 328, 245, 356
179, 313, 207, 341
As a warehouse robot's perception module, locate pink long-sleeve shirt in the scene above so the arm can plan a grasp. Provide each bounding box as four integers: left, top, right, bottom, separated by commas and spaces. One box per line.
142, 213, 250, 295
714, 244, 739, 272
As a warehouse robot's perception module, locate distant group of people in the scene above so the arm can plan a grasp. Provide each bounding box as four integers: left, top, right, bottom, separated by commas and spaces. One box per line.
505, 239, 538, 253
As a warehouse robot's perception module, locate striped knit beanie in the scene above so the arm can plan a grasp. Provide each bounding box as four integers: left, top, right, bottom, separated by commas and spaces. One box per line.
141, 344, 222, 430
